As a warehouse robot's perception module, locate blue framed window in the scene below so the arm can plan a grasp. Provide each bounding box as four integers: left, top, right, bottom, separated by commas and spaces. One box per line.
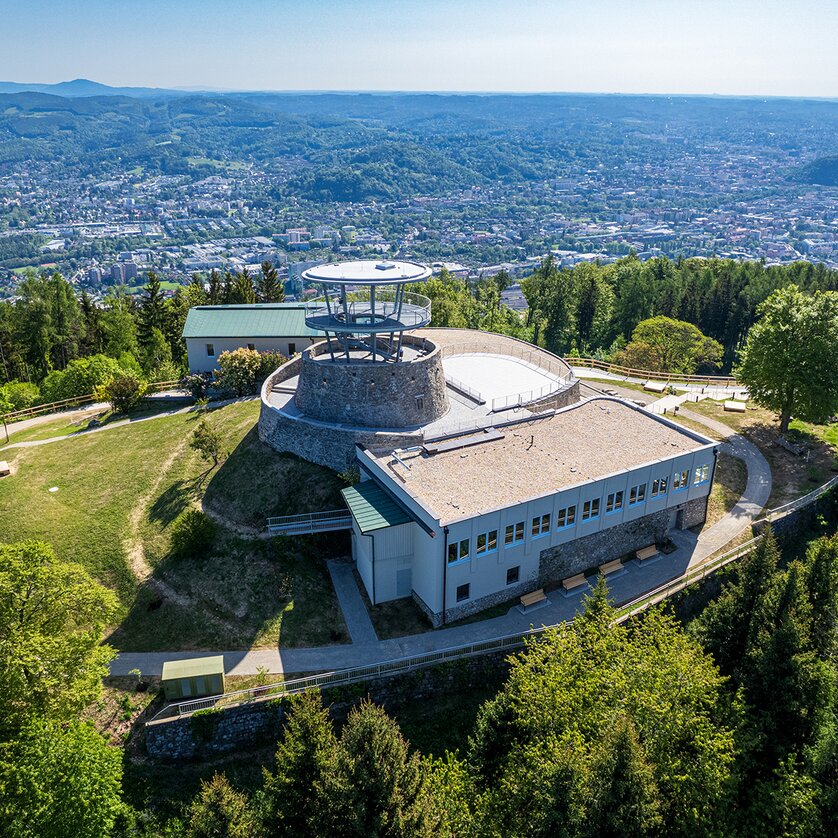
532, 514, 551, 537
505, 521, 525, 545
557, 505, 576, 529
693, 464, 711, 485
651, 477, 668, 497
447, 538, 470, 565
606, 491, 624, 514
582, 498, 601, 520
673, 469, 690, 491
629, 483, 647, 505
476, 529, 498, 555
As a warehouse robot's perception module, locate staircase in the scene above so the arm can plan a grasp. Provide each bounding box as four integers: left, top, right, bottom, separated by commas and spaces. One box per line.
266, 510, 353, 536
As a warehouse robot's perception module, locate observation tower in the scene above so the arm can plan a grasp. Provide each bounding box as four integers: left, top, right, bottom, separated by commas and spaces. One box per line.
292, 260, 450, 429
301, 260, 432, 363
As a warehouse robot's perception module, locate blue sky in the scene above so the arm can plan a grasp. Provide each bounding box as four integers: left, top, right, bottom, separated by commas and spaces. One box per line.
3, 0, 836, 96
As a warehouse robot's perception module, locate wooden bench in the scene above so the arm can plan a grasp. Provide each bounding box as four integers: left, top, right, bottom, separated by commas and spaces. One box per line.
643, 381, 667, 393
599, 559, 623, 575
520, 588, 547, 609
723, 400, 746, 413
635, 544, 659, 562
0, 461, 9, 478
561, 573, 588, 591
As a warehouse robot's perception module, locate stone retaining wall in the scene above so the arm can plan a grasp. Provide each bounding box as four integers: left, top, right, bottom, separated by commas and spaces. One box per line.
145, 653, 512, 761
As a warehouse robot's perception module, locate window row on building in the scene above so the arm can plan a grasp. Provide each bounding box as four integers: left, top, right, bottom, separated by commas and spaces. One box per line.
446, 462, 712, 566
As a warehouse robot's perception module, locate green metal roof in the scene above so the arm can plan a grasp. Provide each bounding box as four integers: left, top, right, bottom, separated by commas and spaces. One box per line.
182, 304, 319, 339
341, 480, 413, 534
161, 655, 225, 681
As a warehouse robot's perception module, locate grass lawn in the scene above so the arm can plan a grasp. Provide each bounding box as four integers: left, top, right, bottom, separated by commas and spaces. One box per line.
0, 400, 348, 651
687, 400, 838, 508
706, 452, 748, 526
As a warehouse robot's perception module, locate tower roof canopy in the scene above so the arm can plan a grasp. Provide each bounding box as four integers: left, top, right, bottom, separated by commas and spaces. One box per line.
301, 260, 431, 286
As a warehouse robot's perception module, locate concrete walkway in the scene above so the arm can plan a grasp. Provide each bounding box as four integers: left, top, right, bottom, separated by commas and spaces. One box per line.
105, 375, 774, 678
327, 560, 378, 644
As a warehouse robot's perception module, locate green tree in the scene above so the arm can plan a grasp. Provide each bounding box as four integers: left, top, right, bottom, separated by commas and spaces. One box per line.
574, 263, 615, 351
40, 353, 122, 402
100, 287, 139, 360
260, 692, 339, 836
0, 716, 123, 838
191, 418, 224, 467
137, 270, 167, 357
170, 509, 217, 558
804, 533, 838, 661
736, 285, 838, 432
0, 541, 117, 734
208, 269, 223, 305
229, 268, 257, 305
583, 716, 662, 838
469, 598, 734, 838
257, 261, 284, 303
616, 315, 723, 374
330, 700, 436, 837
186, 773, 257, 838
692, 528, 781, 679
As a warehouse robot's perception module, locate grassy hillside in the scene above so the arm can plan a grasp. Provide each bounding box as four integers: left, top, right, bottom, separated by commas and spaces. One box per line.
0, 401, 348, 650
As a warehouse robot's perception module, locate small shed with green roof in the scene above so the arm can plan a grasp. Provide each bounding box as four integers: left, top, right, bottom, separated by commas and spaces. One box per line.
161, 655, 226, 701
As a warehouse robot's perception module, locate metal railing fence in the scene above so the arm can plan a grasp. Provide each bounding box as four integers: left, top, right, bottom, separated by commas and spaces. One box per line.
566, 357, 738, 387
149, 475, 836, 725
266, 510, 353, 535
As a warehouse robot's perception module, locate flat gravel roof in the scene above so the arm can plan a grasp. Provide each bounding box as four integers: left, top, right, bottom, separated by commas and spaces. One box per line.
371, 397, 713, 524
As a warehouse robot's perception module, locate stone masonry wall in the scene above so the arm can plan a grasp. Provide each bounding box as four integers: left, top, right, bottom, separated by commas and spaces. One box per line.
145, 653, 513, 761
295, 336, 449, 429
258, 398, 423, 470
538, 507, 673, 584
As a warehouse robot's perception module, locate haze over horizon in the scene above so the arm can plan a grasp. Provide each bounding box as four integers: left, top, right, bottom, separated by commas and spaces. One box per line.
3, 0, 837, 99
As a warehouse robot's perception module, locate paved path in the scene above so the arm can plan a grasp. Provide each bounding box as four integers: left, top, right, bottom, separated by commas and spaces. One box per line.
327, 560, 378, 644
104, 375, 773, 678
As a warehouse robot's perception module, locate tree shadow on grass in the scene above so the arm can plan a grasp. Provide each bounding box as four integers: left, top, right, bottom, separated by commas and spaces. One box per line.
202, 425, 346, 529
147, 476, 206, 529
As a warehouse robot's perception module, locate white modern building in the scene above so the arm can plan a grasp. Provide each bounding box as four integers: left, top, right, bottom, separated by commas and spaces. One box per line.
341, 396, 718, 625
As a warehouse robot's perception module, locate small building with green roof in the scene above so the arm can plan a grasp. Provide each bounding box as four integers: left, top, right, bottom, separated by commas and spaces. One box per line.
161, 655, 226, 701
183, 304, 320, 372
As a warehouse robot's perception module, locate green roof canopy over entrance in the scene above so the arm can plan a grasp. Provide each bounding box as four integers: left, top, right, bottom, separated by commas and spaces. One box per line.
341, 480, 413, 534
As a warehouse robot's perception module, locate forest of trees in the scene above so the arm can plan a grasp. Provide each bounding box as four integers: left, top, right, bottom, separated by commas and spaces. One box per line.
412, 256, 838, 374
0, 263, 284, 411
3, 254, 837, 419
3, 525, 836, 836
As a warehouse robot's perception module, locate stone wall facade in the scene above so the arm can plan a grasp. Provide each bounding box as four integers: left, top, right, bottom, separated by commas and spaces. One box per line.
537, 507, 674, 584
146, 653, 512, 762
295, 336, 449, 429
412, 580, 534, 628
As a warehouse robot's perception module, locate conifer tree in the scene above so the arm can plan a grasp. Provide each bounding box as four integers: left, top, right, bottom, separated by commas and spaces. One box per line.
137, 270, 166, 355
230, 268, 256, 305
583, 716, 662, 838
330, 700, 435, 837
186, 773, 257, 838
804, 534, 838, 661
208, 269, 223, 306
257, 261, 284, 303
260, 692, 338, 836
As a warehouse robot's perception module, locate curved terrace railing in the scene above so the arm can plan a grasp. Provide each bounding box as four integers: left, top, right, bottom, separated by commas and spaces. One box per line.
304, 291, 431, 333
149, 476, 837, 725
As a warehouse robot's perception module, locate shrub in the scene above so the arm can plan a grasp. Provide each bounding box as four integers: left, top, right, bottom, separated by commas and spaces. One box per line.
0, 380, 40, 412
182, 373, 212, 399
170, 509, 217, 558
40, 354, 122, 403
215, 348, 262, 396
98, 371, 147, 414
191, 418, 224, 466
258, 350, 288, 382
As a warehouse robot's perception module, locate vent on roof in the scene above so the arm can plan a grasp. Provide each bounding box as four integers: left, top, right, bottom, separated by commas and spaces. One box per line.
376, 261, 396, 270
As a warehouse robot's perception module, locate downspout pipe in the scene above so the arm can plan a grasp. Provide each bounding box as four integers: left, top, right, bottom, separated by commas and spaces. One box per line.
442, 526, 449, 626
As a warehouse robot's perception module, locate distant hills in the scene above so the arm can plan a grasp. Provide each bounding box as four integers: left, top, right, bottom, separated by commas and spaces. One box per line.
0, 78, 184, 98
797, 156, 838, 186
